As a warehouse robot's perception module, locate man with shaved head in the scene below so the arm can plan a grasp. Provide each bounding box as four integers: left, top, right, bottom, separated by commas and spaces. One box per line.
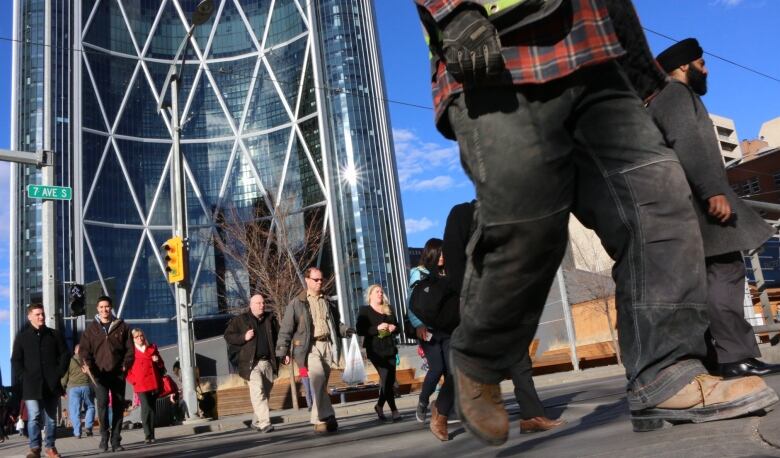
224, 294, 280, 433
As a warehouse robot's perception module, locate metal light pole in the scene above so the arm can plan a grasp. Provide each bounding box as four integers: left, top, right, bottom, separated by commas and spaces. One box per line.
157, 0, 214, 421
42, 0, 56, 329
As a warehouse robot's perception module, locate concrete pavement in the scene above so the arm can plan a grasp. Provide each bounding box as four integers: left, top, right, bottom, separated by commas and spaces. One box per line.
4, 364, 780, 456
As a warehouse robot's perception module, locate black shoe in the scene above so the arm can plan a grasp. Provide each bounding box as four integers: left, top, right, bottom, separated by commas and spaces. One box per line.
85, 429, 94, 437
144, 438, 155, 444
325, 415, 338, 432
416, 402, 428, 423
374, 404, 387, 421
99, 440, 108, 453
720, 358, 780, 378
260, 425, 274, 433
111, 445, 124, 452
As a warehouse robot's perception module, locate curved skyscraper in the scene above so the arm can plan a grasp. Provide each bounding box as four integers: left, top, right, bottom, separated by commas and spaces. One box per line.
10, 0, 408, 346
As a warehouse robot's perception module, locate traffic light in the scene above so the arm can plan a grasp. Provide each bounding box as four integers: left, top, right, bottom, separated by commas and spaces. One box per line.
162, 236, 187, 283
69, 284, 85, 316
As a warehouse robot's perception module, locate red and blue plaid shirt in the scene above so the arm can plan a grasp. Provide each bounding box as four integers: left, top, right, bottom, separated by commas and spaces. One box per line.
416, 0, 625, 137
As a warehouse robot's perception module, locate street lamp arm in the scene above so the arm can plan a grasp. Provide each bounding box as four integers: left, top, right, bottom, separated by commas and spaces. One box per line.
157, 24, 196, 114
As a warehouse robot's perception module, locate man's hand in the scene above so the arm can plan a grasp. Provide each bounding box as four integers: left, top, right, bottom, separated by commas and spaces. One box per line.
244, 329, 255, 341
152, 355, 160, 362
708, 194, 732, 223
387, 324, 397, 333
415, 326, 428, 341
283, 356, 291, 365
344, 327, 357, 338
442, 8, 503, 85
377, 323, 389, 332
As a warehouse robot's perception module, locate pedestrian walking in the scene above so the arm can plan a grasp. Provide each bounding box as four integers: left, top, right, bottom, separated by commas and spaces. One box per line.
126, 329, 165, 444
61, 344, 95, 439
648, 38, 780, 379
224, 294, 280, 434
11, 304, 69, 458
407, 239, 460, 441
357, 284, 401, 422
413, 0, 777, 445
444, 201, 565, 433
407, 239, 446, 425
276, 267, 355, 434
79, 296, 134, 452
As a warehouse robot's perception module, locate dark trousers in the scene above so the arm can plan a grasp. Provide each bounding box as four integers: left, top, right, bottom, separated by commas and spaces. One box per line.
370, 355, 398, 411
510, 352, 545, 420
419, 335, 447, 407
706, 251, 760, 364
137, 391, 157, 440
448, 61, 710, 411
94, 372, 126, 446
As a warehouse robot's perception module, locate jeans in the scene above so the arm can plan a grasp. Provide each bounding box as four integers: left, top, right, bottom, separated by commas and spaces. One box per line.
419, 335, 447, 407
67, 385, 95, 437
94, 371, 126, 446
448, 61, 710, 411
25, 397, 58, 450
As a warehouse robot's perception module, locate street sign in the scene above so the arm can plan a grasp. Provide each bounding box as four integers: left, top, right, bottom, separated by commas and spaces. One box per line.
27, 184, 72, 201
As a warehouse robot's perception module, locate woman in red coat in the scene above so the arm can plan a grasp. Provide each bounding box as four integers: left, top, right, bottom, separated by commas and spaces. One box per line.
126, 328, 164, 444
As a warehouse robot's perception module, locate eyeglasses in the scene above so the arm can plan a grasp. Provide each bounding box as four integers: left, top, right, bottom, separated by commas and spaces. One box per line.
133, 335, 145, 339
307, 277, 323, 282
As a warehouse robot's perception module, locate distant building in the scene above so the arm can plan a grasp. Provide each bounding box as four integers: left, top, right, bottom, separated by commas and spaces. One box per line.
710, 114, 743, 164
759, 117, 780, 148
727, 146, 780, 220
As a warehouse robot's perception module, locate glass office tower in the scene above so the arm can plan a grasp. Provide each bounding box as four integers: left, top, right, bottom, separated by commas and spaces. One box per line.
11, 0, 408, 346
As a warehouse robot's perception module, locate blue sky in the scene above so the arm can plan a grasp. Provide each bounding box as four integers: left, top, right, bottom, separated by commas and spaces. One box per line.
0, 0, 779, 378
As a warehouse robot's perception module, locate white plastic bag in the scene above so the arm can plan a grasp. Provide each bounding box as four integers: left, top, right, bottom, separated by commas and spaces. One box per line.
16, 417, 24, 432
342, 335, 366, 385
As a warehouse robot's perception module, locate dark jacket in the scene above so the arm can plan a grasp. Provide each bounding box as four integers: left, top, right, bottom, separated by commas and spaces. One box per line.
276, 292, 348, 368
79, 316, 134, 375
648, 81, 775, 256
442, 201, 475, 293
224, 310, 280, 380
11, 324, 69, 400
356, 306, 398, 359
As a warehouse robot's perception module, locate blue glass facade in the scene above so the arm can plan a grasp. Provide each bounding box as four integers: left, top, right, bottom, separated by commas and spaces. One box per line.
12, 0, 409, 346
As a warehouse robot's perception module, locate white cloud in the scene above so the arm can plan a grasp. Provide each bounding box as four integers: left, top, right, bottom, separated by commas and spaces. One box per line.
393, 128, 460, 191
405, 217, 436, 234
405, 175, 456, 191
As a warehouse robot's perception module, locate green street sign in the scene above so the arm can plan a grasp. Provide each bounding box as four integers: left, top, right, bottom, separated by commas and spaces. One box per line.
27, 184, 73, 201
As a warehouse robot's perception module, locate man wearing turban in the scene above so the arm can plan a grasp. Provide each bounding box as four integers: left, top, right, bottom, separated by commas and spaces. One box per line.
649, 38, 779, 379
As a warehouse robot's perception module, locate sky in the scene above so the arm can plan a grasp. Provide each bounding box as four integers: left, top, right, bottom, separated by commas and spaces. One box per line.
0, 0, 779, 379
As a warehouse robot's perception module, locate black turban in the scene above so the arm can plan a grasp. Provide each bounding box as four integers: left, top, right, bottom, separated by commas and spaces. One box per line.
655, 38, 703, 73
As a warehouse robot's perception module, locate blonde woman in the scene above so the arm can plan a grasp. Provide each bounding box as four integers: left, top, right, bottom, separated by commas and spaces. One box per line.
126, 329, 165, 444
356, 284, 400, 422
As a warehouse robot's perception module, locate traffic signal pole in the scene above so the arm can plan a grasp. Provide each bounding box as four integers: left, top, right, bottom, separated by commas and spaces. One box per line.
169, 75, 200, 421
42, 0, 56, 329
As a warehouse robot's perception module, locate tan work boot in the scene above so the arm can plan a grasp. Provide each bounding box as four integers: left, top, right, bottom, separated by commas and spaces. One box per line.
631, 374, 779, 432
26, 448, 41, 458
519, 416, 566, 433
44, 448, 61, 458
429, 403, 448, 441
453, 363, 509, 445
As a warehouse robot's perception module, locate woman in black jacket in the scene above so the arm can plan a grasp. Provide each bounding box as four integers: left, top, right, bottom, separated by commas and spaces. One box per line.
357, 284, 400, 422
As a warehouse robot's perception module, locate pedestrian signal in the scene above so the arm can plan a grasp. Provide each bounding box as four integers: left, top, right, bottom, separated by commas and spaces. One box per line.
69, 284, 85, 316
162, 236, 187, 283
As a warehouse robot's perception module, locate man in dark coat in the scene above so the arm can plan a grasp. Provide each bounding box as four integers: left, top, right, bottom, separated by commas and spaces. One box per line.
11, 303, 69, 458
648, 38, 778, 378
224, 294, 280, 433
414, 0, 778, 445
79, 296, 134, 453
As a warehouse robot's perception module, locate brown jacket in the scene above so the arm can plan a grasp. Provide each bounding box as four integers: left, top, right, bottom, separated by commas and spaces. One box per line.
79, 317, 134, 375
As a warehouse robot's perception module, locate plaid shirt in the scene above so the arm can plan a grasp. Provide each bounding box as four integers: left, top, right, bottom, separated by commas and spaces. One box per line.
416, 0, 625, 137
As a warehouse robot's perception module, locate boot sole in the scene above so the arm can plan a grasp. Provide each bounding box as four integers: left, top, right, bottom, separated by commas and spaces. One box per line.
451, 360, 508, 446
631, 385, 779, 432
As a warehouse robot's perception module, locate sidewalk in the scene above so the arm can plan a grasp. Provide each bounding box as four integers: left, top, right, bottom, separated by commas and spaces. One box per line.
0, 364, 626, 456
